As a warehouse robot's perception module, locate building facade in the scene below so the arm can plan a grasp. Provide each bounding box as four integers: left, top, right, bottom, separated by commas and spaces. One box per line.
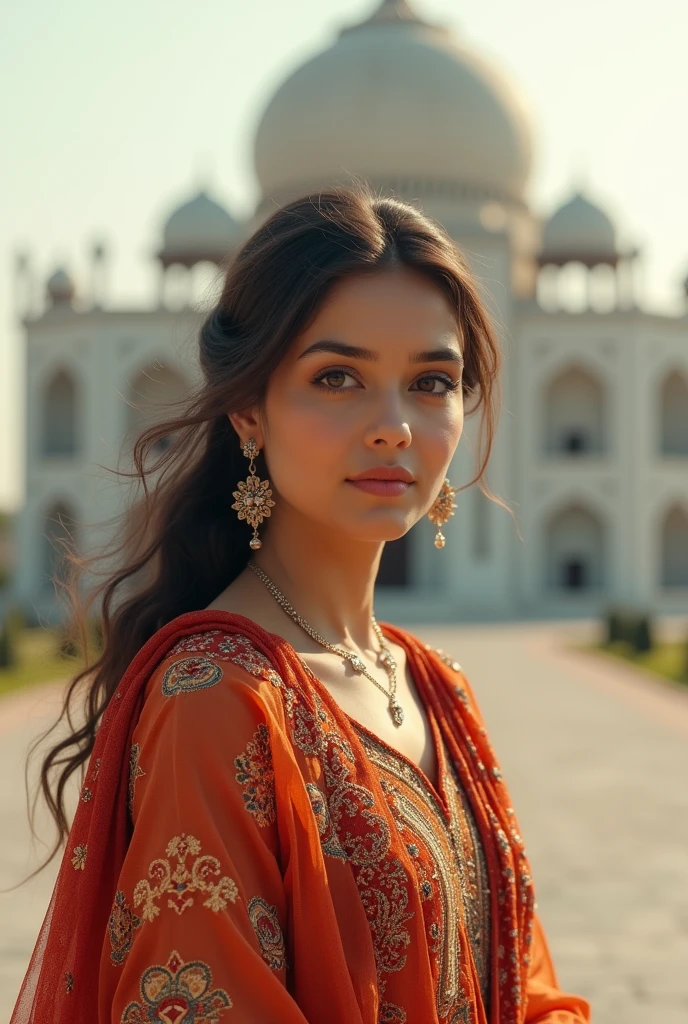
13, 0, 688, 623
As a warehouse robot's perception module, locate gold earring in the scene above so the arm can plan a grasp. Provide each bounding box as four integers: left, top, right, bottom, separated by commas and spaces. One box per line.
427, 478, 458, 549
232, 438, 275, 550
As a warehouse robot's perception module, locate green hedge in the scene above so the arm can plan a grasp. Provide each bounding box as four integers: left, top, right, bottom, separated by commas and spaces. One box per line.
604, 606, 654, 653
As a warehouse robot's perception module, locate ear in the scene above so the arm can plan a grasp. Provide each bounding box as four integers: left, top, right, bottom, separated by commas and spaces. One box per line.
228, 408, 264, 449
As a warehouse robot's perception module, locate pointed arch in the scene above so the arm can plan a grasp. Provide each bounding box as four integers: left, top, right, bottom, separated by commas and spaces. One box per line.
543, 364, 606, 455
544, 502, 607, 591
659, 369, 688, 456
659, 503, 688, 587
42, 368, 80, 456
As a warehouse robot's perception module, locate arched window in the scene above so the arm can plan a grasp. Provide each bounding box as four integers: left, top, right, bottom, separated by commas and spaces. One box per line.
659, 505, 688, 587
659, 370, 688, 456
125, 362, 191, 457
543, 366, 606, 456
43, 369, 79, 457
544, 504, 606, 591
42, 501, 78, 589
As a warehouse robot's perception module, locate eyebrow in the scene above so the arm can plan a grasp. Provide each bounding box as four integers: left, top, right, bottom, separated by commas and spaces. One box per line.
296, 339, 464, 365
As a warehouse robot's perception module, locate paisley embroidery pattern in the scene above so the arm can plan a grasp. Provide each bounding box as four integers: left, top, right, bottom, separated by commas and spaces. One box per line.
286, 686, 415, 1006
234, 723, 276, 826
216, 634, 284, 687
133, 834, 239, 922
247, 896, 287, 971
120, 949, 232, 1023
360, 723, 492, 1022
108, 890, 142, 966
128, 743, 145, 815
305, 782, 347, 860
161, 656, 223, 697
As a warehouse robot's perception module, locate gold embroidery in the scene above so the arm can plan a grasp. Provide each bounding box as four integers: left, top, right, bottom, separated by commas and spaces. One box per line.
289, 689, 415, 1003
133, 833, 239, 922
71, 844, 87, 870
120, 950, 232, 1023
247, 896, 287, 971
305, 782, 347, 860
216, 634, 283, 687
234, 723, 276, 826
128, 743, 145, 814
64, 971, 74, 993
445, 758, 492, 1013
358, 726, 492, 1021
169, 630, 223, 656
433, 647, 463, 672
81, 786, 92, 802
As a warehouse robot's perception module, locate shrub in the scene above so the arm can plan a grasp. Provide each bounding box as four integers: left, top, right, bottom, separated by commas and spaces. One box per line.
604, 606, 654, 653
57, 623, 79, 660
0, 618, 17, 668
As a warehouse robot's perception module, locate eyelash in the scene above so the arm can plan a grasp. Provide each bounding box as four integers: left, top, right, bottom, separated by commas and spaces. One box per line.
311, 366, 462, 396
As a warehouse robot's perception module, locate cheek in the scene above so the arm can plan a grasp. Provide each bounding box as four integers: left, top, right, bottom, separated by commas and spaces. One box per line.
264, 390, 352, 483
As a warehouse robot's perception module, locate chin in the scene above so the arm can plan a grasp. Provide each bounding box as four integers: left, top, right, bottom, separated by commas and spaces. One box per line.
351, 515, 414, 544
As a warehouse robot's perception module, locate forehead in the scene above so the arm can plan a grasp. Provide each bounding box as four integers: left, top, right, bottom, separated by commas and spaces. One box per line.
301, 268, 461, 347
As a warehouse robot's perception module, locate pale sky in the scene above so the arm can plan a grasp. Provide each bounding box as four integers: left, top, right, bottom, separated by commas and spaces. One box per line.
2, 0, 687, 511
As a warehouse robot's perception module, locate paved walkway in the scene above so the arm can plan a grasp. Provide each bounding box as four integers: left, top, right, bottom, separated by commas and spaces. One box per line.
1, 621, 687, 1022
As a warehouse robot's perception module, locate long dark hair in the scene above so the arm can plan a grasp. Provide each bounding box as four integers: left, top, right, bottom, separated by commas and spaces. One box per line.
26, 181, 509, 873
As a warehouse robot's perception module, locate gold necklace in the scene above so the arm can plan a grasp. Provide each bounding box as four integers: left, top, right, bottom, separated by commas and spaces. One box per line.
248, 561, 405, 727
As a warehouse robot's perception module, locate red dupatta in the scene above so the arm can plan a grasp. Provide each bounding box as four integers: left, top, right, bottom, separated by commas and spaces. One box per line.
10, 611, 535, 1024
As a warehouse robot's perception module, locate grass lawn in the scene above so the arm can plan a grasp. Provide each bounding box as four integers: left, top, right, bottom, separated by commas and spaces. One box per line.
0, 627, 85, 697
580, 639, 688, 688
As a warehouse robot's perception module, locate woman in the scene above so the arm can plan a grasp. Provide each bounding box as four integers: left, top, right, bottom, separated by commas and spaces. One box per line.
12, 184, 591, 1023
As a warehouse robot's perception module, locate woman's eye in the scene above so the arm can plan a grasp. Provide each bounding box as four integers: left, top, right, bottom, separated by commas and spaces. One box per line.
413, 375, 459, 394
312, 369, 358, 390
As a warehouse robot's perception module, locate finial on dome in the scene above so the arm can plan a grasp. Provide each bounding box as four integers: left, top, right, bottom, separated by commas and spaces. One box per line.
339, 0, 432, 35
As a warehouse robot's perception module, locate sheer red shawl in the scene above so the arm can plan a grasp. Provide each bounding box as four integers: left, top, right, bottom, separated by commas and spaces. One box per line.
11, 611, 536, 1023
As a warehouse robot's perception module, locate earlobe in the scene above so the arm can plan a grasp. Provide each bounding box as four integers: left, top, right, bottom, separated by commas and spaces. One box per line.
228, 409, 263, 448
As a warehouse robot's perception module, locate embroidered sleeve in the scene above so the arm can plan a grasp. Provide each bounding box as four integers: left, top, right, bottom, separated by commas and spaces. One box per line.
101, 647, 311, 1024
523, 911, 591, 1022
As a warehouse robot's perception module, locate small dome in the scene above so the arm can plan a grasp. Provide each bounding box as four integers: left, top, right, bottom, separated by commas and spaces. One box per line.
46, 267, 76, 306
159, 189, 241, 268
540, 191, 618, 267
253, 0, 535, 207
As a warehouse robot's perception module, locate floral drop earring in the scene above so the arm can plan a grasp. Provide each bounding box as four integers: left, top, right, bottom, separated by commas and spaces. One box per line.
427, 478, 458, 548
231, 438, 275, 550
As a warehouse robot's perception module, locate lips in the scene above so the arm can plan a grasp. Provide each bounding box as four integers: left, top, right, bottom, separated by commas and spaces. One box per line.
346, 466, 414, 497
347, 466, 414, 483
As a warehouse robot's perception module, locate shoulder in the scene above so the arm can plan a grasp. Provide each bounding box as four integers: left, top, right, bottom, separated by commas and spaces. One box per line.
136, 627, 289, 744
385, 623, 464, 672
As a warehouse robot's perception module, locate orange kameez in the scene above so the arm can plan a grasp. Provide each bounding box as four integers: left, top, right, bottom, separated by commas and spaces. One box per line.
96, 617, 591, 1024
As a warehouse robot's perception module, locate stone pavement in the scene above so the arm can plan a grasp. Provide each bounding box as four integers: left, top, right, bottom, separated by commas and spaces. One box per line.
1, 620, 687, 1022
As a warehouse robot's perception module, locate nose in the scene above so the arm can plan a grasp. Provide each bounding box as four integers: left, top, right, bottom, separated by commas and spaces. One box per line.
364, 410, 412, 449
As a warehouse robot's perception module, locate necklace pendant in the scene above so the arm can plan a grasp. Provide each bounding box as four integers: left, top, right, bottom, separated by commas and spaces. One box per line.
349, 655, 365, 674
389, 698, 404, 727
378, 649, 395, 669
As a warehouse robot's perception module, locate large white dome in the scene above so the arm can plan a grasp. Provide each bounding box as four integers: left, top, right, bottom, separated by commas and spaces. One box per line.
253, 0, 535, 207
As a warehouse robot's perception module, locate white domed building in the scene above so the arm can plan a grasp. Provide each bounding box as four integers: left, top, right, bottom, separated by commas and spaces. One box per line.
13, 0, 688, 622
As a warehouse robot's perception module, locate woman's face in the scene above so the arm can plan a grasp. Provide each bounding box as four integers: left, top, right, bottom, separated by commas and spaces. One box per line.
255, 267, 464, 543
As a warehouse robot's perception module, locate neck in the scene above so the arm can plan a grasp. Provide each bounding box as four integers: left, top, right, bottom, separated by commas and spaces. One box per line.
249, 506, 385, 653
